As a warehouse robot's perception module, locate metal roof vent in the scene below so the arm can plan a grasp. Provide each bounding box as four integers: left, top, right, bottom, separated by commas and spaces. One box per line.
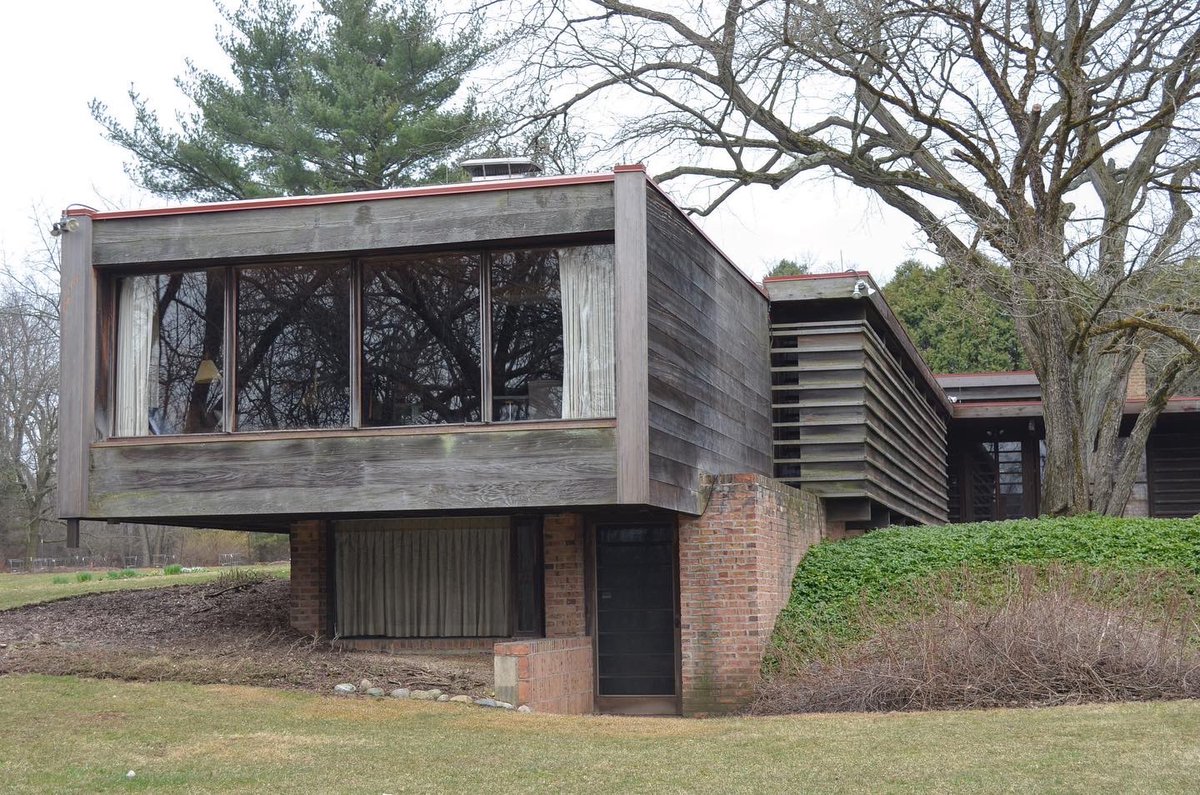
458, 157, 542, 182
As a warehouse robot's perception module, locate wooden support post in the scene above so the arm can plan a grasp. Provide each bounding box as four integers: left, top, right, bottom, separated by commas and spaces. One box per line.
613, 165, 649, 504
58, 213, 95, 519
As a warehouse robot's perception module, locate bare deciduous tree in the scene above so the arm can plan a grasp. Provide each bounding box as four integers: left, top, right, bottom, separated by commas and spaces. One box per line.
0, 235, 61, 561
508, 0, 1200, 515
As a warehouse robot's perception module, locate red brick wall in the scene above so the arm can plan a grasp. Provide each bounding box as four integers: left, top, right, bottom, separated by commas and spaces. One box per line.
543, 513, 586, 637
678, 474, 823, 714
289, 520, 329, 637
494, 637, 594, 714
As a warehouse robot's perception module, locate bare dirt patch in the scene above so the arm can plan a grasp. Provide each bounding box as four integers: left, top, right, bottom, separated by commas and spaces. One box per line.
0, 577, 492, 696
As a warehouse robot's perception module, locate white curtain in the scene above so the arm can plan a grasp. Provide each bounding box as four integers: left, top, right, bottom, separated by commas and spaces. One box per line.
558, 244, 615, 419
115, 275, 158, 436
335, 517, 512, 638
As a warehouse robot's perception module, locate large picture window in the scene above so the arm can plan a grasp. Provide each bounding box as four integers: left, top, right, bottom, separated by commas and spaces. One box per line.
111, 244, 614, 436
236, 263, 352, 431
115, 270, 226, 436
362, 254, 482, 426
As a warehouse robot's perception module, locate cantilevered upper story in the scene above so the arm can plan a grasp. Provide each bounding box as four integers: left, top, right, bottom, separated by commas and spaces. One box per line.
57, 165, 772, 531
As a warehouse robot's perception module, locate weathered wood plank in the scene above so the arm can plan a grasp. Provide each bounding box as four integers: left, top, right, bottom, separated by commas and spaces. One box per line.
769, 312, 948, 525
58, 216, 95, 518
92, 183, 615, 266
644, 190, 772, 514
88, 427, 619, 519
614, 168, 650, 504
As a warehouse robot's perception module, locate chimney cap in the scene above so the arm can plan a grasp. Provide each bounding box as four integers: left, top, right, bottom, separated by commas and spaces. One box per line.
458, 157, 542, 181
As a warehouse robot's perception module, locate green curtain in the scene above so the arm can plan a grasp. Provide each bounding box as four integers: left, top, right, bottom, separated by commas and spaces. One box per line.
335, 517, 512, 637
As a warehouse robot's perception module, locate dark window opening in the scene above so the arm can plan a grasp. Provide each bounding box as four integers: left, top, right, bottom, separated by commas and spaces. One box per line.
361, 253, 482, 426
490, 249, 565, 421
236, 263, 352, 431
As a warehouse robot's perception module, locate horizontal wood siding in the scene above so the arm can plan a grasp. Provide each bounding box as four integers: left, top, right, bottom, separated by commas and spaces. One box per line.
91, 183, 615, 267
771, 317, 948, 525
88, 426, 618, 522
771, 319, 869, 500
644, 191, 772, 514
861, 323, 949, 524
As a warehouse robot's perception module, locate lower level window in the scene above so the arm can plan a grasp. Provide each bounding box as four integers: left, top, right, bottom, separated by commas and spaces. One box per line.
334, 518, 512, 637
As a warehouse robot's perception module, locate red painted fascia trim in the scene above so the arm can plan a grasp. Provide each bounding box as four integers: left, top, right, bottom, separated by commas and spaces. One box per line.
641, 177, 770, 300
936, 370, 1037, 379
66, 172, 616, 220
955, 399, 1043, 408
763, 271, 873, 282
954, 395, 1200, 411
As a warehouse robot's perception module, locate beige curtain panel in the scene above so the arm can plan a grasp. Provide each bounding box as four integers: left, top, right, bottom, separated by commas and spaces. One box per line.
559, 244, 615, 419
115, 275, 158, 437
335, 517, 512, 638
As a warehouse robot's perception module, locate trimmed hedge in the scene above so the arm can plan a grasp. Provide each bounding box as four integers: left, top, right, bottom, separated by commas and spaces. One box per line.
769, 516, 1200, 668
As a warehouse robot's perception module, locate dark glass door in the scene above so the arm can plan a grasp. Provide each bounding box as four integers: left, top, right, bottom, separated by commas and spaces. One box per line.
595, 523, 677, 700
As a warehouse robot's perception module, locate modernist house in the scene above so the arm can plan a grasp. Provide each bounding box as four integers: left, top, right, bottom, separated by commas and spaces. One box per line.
58, 164, 1199, 716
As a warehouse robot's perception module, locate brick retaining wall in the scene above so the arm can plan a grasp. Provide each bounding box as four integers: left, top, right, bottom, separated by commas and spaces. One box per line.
678, 474, 823, 715
494, 636, 594, 714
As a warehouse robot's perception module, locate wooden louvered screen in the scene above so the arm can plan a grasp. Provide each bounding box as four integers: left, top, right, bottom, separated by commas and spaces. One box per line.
1147, 432, 1200, 518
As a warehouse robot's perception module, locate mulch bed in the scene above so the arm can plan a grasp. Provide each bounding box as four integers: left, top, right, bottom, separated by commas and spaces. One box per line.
0, 577, 492, 696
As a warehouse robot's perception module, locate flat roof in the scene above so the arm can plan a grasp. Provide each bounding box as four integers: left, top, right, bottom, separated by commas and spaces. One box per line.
765, 272, 953, 415
66, 172, 615, 221
67, 164, 768, 299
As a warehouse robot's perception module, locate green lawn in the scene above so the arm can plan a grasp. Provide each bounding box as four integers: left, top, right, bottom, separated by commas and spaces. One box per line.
0, 675, 1197, 793
0, 565, 290, 611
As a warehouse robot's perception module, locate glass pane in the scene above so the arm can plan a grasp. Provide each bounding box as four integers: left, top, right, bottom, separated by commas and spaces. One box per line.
115, 270, 225, 436
361, 254, 482, 425
236, 263, 351, 430
490, 249, 564, 421
153, 270, 226, 434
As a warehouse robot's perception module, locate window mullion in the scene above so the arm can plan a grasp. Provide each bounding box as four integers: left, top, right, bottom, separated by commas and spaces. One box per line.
349, 259, 363, 429
480, 250, 493, 423
224, 266, 237, 433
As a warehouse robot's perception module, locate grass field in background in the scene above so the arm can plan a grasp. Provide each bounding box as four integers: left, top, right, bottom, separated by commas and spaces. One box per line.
0, 675, 1197, 793
0, 565, 290, 612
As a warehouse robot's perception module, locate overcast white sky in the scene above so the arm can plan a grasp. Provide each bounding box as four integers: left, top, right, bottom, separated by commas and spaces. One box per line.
0, 0, 930, 283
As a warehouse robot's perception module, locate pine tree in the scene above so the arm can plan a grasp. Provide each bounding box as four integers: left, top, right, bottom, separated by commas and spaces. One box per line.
885, 260, 1027, 374
91, 0, 493, 201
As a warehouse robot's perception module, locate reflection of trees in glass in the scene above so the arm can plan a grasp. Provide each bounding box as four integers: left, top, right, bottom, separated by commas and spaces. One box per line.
491, 250, 564, 421
236, 264, 350, 430
153, 270, 225, 434
362, 254, 482, 425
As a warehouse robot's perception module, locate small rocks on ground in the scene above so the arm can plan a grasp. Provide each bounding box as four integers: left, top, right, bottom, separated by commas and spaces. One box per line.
410, 689, 437, 700
389, 688, 410, 699
517, 705, 533, 713
366, 687, 385, 697
436, 694, 450, 702
449, 695, 473, 704
359, 679, 374, 690
334, 683, 356, 694
474, 697, 497, 707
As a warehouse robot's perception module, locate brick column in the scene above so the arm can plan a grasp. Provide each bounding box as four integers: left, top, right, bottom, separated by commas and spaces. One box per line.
678, 475, 823, 715
542, 513, 586, 637
494, 637, 594, 714
289, 520, 330, 637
